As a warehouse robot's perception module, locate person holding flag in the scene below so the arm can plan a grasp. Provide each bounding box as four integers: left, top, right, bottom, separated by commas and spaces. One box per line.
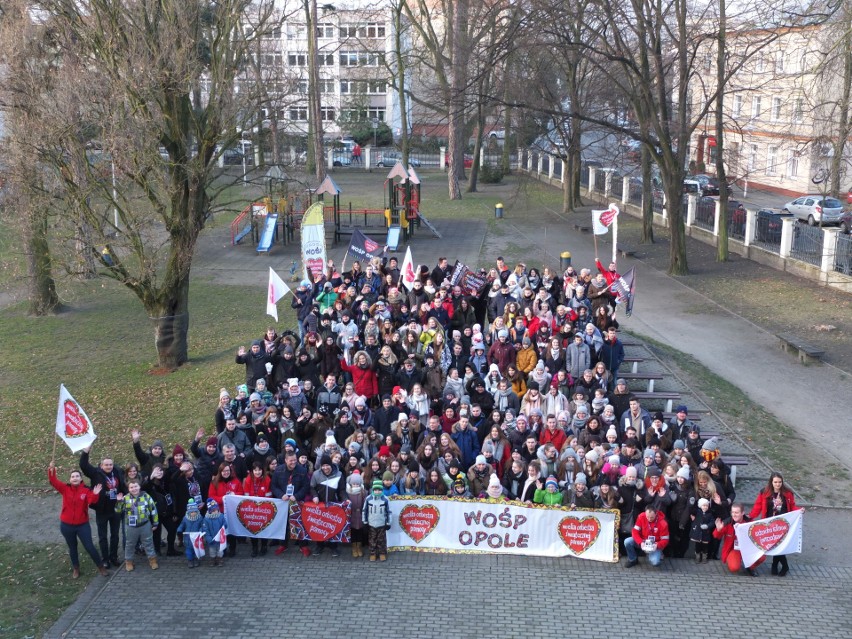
749, 472, 798, 577
48, 461, 109, 579
177, 499, 205, 568
202, 499, 227, 567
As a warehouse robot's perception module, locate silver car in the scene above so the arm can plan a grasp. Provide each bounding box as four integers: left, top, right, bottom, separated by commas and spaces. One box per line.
782, 194, 845, 226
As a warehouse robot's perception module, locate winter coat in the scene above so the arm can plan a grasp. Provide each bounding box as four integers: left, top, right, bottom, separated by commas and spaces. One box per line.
565, 342, 591, 380
452, 427, 479, 469
49, 467, 99, 525
236, 349, 274, 389
207, 477, 243, 511
79, 450, 126, 514
310, 466, 346, 503
516, 346, 538, 374
339, 351, 378, 399
690, 508, 715, 543
631, 511, 670, 550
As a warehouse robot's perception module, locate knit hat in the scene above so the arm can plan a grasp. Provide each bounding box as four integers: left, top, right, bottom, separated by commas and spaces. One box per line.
252, 339, 262, 347
498, 328, 509, 339
606, 427, 618, 439
397, 413, 408, 423
372, 480, 383, 491
407, 459, 420, 474
249, 392, 262, 403
574, 472, 587, 486
475, 454, 487, 466
653, 411, 664, 422
382, 471, 394, 482
453, 477, 466, 491
206, 499, 219, 511
237, 384, 248, 395
349, 473, 363, 486
574, 403, 588, 415
320, 454, 333, 467
400, 444, 412, 455
615, 378, 627, 386
527, 381, 539, 391
643, 449, 654, 459
585, 450, 599, 464
545, 476, 558, 490
378, 445, 391, 456
206, 436, 218, 447
675, 405, 688, 414
676, 466, 691, 480
608, 454, 620, 466
673, 439, 685, 450
284, 438, 297, 449
325, 434, 337, 447
698, 497, 710, 509
448, 458, 461, 470
348, 442, 361, 453
173, 444, 185, 456
219, 388, 230, 399
186, 499, 199, 513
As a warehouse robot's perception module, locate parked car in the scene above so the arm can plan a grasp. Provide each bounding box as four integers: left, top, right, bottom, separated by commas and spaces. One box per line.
840, 210, 851, 234
332, 152, 352, 167
690, 174, 720, 196
781, 194, 845, 226
376, 151, 421, 168
755, 208, 793, 243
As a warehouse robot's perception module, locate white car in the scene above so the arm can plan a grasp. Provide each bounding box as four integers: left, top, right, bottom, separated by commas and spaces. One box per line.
781, 195, 845, 226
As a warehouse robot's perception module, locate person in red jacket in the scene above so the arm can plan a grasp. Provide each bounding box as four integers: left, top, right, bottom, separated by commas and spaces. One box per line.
749, 472, 798, 576
207, 462, 244, 557
48, 462, 109, 579
243, 461, 273, 557
624, 504, 669, 568
339, 350, 379, 401
538, 414, 567, 451
487, 329, 516, 375
713, 503, 764, 576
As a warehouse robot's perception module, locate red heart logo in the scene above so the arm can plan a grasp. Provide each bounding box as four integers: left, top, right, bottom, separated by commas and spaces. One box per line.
748, 518, 790, 551
398, 504, 440, 543
364, 238, 379, 253
301, 503, 348, 541
236, 499, 278, 535
557, 516, 601, 555
64, 400, 90, 438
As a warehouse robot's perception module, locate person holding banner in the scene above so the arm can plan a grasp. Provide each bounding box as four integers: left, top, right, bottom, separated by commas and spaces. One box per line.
749, 472, 797, 576
713, 503, 762, 576
48, 462, 109, 579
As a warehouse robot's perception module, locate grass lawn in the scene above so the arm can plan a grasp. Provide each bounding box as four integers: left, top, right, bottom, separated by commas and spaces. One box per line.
0, 277, 287, 486
0, 540, 92, 638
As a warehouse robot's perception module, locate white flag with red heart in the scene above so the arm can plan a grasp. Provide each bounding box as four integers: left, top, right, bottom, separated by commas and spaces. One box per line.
267, 267, 291, 322
400, 246, 417, 291
188, 531, 207, 558
55, 384, 97, 453
216, 525, 228, 550
592, 204, 619, 235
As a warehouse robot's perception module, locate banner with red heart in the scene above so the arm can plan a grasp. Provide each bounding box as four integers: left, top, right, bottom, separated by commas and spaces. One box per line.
557, 516, 602, 555
236, 499, 278, 535
399, 504, 440, 543
63, 399, 91, 438
748, 518, 790, 552
289, 501, 351, 542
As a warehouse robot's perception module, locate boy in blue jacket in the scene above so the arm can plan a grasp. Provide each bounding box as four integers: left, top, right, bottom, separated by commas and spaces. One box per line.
177, 499, 204, 568
202, 499, 227, 566
362, 480, 391, 562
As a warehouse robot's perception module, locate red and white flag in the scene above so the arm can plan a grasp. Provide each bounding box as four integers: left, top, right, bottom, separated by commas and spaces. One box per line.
55, 384, 97, 453
267, 267, 291, 322
400, 246, 417, 291
734, 509, 803, 567
592, 204, 619, 235
216, 526, 228, 550
188, 532, 206, 559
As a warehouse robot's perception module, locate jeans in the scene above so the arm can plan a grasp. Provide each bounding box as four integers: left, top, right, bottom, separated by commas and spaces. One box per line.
624, 537, 662, 566
60, 521, 102, 568
96, 510, 122, 564
124, 521, 156, 561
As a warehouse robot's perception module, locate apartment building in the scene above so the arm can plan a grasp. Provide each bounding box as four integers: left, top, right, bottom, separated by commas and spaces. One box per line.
691, 22, 851, 196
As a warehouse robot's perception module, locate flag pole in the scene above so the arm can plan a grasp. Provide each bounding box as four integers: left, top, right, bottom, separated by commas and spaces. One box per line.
593, 208, 599, 260
51, 431, 58, 464
612, 214, 618, 264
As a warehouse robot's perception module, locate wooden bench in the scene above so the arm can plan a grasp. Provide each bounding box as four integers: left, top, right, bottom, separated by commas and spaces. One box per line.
721, 454, 750, 486
630, 391, 681, 413
618, 371, 664, 392
573, 223, 591, 233
623, 356, 644, 374
618, 247, 636, 258
777, 332, 824, 364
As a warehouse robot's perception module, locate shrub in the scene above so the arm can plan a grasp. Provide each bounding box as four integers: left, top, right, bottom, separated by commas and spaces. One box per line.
480, 163, 504, 184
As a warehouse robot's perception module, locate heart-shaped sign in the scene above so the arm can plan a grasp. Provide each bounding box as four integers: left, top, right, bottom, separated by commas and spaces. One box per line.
64, 400, 91, 438
399, 504, 440, 543
236, 499, 278, 535
557, 516, 601, 555
364, 238, 379, 253
301, 503, 348, 541
748, 518, 790, 552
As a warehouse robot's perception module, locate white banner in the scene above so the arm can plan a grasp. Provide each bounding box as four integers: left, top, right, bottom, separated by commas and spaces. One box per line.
386, 497, 619, 562
735, 509, 803, 567
301, 202, 327, 281
188, 531, 206, 558
223, 495, 289, 540
400, 246, 416, 291
55, 384, 97, 453
592, 203, 619, 235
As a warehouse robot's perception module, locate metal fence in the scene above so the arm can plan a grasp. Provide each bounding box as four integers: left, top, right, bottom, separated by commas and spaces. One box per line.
836, 233, 852, 275
752, 215, 783, 253
628, 181, 642, 206
728, 209, 746, 241
789, 223, 824, 266
611, 174, 624, 200
652, 190, 664, 214
594, 170, 606, 192
694, 198, 715, 231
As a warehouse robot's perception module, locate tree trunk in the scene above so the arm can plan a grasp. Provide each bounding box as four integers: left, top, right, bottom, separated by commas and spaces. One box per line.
664, 179, 688, 275
148, 274, 190, 369
640, 145, 654, 244
446, 0, 468, 200
393, 2, 409, 165
715, 0, 729, 262
74, 210, 97, 280
306, 0, 325, 182
467, 100, 486, 192
25, 203, 61, 316
830, 16, 851, 197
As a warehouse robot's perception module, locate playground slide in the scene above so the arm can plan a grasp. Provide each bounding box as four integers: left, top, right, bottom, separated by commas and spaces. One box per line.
256, 214, 278, 254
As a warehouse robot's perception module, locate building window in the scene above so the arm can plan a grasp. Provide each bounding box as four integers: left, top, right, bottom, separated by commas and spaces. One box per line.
286, 23, 306, 39
771, 97, 782, 122
775, 51, 784, 74
340, 80, 387, 94
288, 53, 307, 66
296, 80, 308, 94
792, 98, 804, 123
261, 52, 283, 66
340, 51, 358, 67
756, 55, 766, 73
751, 96, 761, 120
316, 23, 335, 39
318, 53, 334, 66
263, 25, 282, 40
342, 108, 386, 122
339, 25, 358, 38
319, 79, 335, 94
320, 107, 336, 121
289, 107, 308, 121
748, 144, 758, 172
362, 23, 386, 38
787, 150, 799, 177
766, 145, 778, 176
732, 94, 742, 118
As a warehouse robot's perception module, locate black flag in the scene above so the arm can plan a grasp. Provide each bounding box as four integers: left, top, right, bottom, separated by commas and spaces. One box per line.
611, 267, 636, 317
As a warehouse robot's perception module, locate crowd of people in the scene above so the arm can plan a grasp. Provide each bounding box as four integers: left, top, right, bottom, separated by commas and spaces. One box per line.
50, 254, 796, 576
